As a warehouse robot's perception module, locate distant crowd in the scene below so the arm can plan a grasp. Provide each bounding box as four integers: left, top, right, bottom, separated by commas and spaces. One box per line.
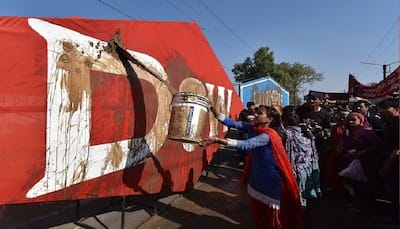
234, 92, 399, 228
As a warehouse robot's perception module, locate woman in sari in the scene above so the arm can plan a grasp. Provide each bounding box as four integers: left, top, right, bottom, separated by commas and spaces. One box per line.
201, 105, 303, 229
337, 112, 379, 210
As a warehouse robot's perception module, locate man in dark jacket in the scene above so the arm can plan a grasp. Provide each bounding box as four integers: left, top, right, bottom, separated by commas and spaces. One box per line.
238, 101, 257, 123
303, 91, 331, 130
298, 91, 332, 193
354, 100, 383, 132
377, 98, 399, 224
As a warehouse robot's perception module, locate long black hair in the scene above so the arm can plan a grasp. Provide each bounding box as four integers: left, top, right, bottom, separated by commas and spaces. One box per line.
258, 105, 282, 130
282, 105, 313, 139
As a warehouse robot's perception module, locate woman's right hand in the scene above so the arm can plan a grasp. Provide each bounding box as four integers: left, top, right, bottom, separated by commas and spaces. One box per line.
199, 136, 227, 147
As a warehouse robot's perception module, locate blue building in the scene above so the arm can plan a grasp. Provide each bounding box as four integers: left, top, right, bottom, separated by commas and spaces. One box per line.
238, 77, 289, 108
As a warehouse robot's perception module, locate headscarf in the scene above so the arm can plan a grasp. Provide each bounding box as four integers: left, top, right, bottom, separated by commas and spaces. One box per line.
341, 112, 377, 152
348, 112, 371, 130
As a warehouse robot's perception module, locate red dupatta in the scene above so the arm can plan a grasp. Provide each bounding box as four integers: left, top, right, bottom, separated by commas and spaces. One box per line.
254, 127, 304, 228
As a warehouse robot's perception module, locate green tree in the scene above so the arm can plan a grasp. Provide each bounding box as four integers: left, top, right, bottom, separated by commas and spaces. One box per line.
232, 47, 323, 105
271, 62, 323, 105
232, 47, 274, 82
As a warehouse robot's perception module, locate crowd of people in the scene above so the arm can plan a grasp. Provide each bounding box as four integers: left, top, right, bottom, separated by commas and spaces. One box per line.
200, 92, 399, 229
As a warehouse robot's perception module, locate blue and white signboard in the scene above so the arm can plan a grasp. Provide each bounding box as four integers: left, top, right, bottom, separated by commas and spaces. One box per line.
239, 77, 289, 108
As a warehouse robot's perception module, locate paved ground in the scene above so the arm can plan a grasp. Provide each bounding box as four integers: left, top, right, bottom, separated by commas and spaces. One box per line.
138, 147, 254, 229
0, 144, 398, 228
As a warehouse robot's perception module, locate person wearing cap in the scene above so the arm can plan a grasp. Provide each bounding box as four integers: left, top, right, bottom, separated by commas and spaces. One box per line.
302, 92, 331, 129
298, 91, 332, 194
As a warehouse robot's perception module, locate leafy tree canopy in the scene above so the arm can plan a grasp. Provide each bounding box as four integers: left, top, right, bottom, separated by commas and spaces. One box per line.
232, 47, 274, 82
232, 47, 323, 105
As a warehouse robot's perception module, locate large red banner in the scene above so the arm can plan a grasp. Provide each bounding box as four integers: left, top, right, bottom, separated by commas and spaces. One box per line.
348, 66, 400, 99
0, 17, 243, 204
